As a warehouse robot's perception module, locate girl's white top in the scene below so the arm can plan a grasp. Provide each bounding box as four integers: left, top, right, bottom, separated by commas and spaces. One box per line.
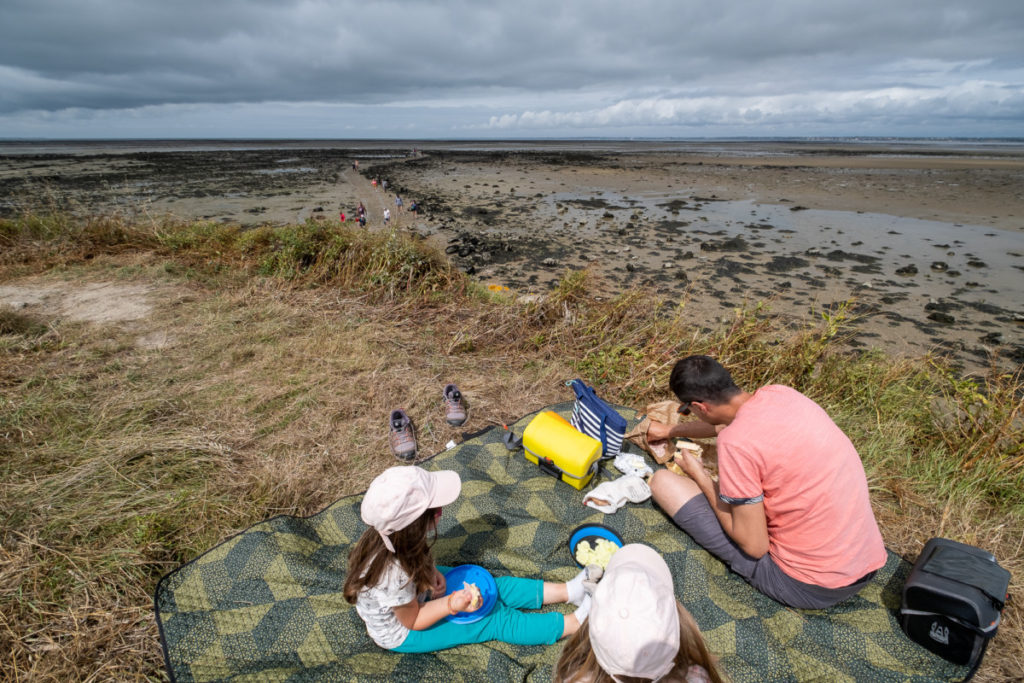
354, 559, 416, 649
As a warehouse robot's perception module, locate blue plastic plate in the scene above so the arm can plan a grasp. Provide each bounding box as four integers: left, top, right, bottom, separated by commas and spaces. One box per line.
568, 524, 624, 567
443, 564, 498, 624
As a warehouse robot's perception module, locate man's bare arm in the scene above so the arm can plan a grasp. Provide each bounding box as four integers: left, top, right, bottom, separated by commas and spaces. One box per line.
673, 452, 770, 558
647, 419, 719, 441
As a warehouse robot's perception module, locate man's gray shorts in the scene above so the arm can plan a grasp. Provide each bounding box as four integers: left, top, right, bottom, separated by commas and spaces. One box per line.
672, 495, 875, 609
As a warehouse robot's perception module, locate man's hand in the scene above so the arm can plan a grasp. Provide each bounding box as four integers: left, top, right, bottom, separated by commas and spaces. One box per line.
673, 450, 704, 480
647, 420, 673, 442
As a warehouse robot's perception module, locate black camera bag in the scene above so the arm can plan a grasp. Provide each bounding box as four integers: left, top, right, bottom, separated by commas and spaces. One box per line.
900, 537, 1010, 679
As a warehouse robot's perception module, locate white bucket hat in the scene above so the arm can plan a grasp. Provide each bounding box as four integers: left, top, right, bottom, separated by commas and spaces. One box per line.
360, 466, 461, 552
589, 543, 680, 681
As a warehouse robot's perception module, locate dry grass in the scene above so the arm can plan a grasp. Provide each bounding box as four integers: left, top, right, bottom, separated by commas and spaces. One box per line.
1, 215, 1022, 681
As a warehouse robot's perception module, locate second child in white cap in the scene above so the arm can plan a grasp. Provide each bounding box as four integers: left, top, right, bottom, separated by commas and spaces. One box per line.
554, 544, 725, 683
343, 466, 601, 652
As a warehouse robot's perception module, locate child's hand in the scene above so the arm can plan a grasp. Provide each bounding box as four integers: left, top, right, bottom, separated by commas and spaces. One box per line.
448, 588, 474, 613
448, 583, 483, 613
429, 568, 446, 597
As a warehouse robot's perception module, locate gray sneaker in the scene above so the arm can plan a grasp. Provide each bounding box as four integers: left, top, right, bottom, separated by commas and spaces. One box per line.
442, 384, 467, 426
389, 409, 417, 461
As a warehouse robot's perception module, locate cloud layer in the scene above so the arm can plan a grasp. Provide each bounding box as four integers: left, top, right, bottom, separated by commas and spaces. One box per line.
1, 0, 1022, 138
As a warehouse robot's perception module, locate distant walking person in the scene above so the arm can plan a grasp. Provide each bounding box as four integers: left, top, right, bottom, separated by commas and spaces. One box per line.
382, 179, 388, 192
395, 195, 403, 212
383, 208, 391, 225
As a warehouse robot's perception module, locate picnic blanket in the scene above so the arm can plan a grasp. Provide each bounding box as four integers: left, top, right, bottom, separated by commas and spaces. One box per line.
155, 402, 967, 682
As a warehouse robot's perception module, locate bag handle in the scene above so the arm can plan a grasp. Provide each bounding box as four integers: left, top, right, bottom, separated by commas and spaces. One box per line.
568, 378, 611, 450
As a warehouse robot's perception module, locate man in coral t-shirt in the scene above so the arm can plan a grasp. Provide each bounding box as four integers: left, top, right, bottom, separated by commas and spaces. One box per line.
647, 355, 887, 608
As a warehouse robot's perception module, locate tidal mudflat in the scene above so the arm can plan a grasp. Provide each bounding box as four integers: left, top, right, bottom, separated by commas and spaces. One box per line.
2, 139, 1022, 374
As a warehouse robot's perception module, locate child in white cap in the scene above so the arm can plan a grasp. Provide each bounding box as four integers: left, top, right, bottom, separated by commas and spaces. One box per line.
554, 543, 725, 683
343, 466, 601, 652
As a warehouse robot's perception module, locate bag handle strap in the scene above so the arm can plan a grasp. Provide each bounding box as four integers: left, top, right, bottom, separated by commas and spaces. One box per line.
502, 427, 523, 451
568, 378, 611, 446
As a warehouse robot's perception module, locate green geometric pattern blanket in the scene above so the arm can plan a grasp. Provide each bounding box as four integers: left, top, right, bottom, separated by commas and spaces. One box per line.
155, 402, 965, 682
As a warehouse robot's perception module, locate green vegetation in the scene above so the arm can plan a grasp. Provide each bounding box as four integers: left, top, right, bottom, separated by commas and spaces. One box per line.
1, 212, 1021, 680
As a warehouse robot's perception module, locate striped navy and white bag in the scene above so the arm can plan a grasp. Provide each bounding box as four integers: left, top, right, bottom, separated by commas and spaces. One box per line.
569, 379, 627, 459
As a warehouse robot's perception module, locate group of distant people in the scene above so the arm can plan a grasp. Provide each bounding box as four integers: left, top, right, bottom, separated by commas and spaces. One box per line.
343, 164, 418, 228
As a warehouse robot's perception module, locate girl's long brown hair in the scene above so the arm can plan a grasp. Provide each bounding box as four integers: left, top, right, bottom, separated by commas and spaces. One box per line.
553, 602, 727, 683
343, 510, 438, 604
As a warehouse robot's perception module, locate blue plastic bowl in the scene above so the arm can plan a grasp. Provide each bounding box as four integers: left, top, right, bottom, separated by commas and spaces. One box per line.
443, 564, 498, 624
568, 524, 624, 567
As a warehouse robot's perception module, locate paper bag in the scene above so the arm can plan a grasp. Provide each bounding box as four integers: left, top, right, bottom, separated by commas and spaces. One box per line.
625, 400, 681, 464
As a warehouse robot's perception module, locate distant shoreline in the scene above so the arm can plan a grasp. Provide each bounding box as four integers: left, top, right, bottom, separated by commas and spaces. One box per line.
2, 137, 1024, 157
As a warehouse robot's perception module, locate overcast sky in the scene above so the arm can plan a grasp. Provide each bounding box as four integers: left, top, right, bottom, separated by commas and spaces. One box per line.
1, 0, 1022, 139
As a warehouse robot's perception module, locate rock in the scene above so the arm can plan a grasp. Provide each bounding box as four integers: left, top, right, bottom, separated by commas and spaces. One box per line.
980, 332, 1003, 344
895, 264, 919, 276
925, 300, 960, 312
927, 311, 956, 324
826, 249, 878, 264
930, 261, 949, 271
674, 270, 689, 283
967, 259, 988, 268
626, 263, 636, 272
700, 236, 749, 252
541, 258, 558, 267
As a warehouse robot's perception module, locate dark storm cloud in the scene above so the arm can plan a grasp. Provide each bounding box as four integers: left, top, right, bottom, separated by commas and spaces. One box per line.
1, 0, 1022, 136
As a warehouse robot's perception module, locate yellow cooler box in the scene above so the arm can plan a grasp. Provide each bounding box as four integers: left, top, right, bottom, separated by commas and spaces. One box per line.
522, 411, 602, 490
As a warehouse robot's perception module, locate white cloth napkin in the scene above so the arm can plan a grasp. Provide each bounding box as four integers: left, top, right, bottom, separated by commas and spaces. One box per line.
583, 475, 652, 513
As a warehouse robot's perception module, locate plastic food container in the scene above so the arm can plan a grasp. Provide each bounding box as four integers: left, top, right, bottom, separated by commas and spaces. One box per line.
568, 524, 624, 568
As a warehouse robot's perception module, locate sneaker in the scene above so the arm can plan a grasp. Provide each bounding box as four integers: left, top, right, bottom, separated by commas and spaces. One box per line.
442, 384, 467, 426
389, 409, 417, 461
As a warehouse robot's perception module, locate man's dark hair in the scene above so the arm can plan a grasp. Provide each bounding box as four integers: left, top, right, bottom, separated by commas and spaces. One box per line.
669, 355, 741, 405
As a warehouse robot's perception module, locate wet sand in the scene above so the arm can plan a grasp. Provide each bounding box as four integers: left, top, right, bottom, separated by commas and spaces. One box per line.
2, 140, 1022, 375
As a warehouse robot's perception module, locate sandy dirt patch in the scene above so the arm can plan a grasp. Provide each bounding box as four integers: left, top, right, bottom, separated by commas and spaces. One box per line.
0, 281, 155, 324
